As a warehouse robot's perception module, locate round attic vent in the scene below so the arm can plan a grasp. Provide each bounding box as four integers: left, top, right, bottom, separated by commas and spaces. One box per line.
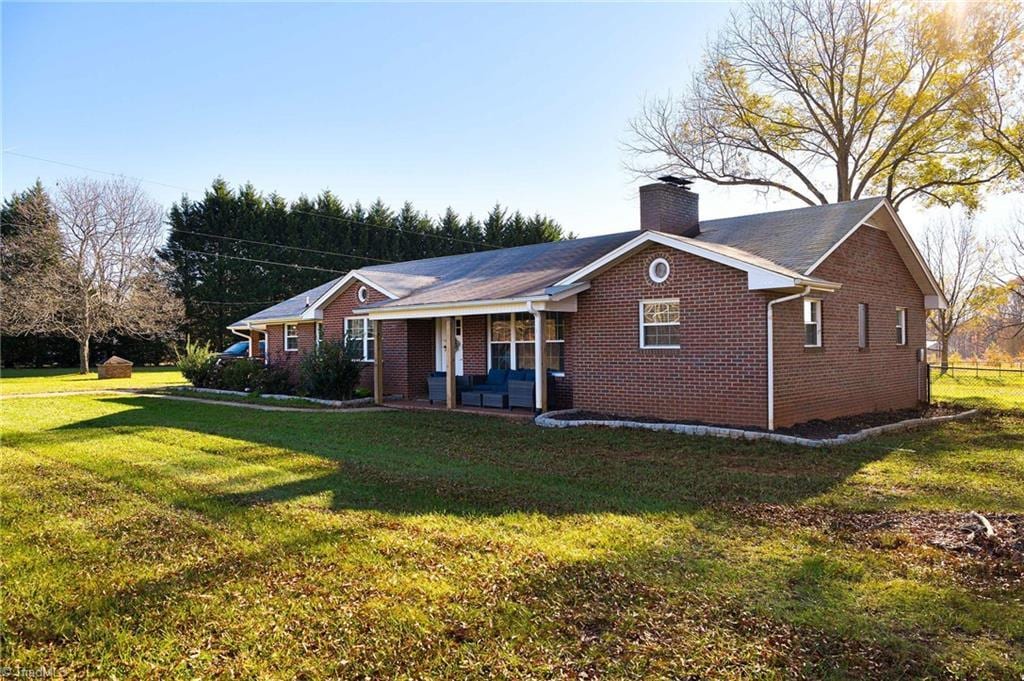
357, 285, 369, 303
648, 258, 670, 284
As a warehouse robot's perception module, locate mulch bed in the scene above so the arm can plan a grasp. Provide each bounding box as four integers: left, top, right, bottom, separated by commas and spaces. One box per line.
773, 405, 966, 439
552, 405, 970, 440
734, 504, 1024, 587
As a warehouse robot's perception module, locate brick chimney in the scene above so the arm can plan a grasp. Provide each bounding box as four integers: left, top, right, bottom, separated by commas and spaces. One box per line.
639, 176, 699, 237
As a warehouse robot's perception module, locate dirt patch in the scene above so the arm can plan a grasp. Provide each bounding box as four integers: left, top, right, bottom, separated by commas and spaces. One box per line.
734, 504, 1024, 587
551, 406, 970, 440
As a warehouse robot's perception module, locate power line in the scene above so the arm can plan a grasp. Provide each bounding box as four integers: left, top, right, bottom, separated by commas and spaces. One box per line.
169, 227, 395, 264
163, 246, 347, 274
4, 149, 501, 250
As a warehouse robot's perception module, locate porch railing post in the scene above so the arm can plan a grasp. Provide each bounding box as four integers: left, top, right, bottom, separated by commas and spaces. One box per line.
445, 317, 456, 409
373, 319, 384, 405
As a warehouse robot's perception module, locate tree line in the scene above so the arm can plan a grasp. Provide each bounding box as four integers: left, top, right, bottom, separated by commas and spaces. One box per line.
0, 178, 571, 370
163, 178, 570, 347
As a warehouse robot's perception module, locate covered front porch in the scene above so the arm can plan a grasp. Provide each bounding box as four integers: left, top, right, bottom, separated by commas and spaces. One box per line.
365, 301, 573, 413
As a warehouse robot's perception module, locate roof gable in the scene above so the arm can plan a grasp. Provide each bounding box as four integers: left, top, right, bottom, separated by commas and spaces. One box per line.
694, 198, 884, 274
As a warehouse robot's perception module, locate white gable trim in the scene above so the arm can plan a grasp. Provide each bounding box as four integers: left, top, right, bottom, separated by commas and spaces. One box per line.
553, 231, 839, 293
805, 199, 947, 309
300, 271, 398, 320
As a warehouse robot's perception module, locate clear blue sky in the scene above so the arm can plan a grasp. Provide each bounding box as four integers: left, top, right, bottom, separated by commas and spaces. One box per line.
1, 2, 1015, 238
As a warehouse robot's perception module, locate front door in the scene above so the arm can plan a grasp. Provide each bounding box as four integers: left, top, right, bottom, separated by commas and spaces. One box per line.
436, 317, 463, 375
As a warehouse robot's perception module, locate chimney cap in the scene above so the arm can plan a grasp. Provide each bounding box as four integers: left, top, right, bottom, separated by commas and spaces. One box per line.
656, 175, 694, 188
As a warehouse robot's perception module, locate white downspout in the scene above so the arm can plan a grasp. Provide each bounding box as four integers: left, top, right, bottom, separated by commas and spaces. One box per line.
767, 286, 811, 431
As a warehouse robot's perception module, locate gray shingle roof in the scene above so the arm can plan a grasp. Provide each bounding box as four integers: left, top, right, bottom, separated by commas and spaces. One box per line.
696, 197, 884, 273
230, 277, 340, 327
231, 198, 886, 325
357, 231, 637, 308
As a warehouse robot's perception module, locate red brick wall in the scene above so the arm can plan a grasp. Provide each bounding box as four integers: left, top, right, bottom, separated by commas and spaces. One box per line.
405, 319, 435, 399
265, 321, 317, 380
772, 226, 926, 426
246, 331, 264, 359
462, 316, 488, 376
568, 245, 769, 428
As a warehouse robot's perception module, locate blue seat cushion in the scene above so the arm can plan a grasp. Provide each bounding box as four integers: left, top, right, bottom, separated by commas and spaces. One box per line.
485, 368, 507, 386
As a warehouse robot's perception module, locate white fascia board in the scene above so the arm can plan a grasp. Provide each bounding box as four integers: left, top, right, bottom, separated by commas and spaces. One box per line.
805, 199, 947, 308
301, 271, 399, 320
554, 231, 821, 292
362, 300, 531, 320
360, 294, 583, 320
229, 315, 307, 329
545, 282, 590, 300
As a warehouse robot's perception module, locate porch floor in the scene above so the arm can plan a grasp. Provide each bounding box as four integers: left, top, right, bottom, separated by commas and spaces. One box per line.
387, 399, 537, 421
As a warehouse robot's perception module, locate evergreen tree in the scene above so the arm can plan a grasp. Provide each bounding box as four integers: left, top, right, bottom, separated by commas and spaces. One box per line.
160, 180, 572, 347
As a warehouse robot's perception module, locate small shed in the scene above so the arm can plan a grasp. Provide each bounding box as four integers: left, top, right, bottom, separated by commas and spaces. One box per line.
98, 356, 133, 379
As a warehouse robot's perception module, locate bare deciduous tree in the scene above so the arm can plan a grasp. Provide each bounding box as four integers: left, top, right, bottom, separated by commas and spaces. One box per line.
628, 0, 1023, 210
998, 212, 1024, 334
921, 213, 994, 371
2, 178, 183, 373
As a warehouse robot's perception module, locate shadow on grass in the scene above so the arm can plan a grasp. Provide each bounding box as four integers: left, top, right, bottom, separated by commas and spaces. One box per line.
30, 395, 907, 518
9, 397, 1020, 676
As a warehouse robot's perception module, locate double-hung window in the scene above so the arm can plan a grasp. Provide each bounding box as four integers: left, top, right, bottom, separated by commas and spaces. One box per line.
344, 317, 374, 361
513, 313, 535, 370
857, 303, 869, 349
544, 313, 565, 373
804, 299, 822, 347
488, 312, 565, 372
315, 322, 324, 348
284, 323, 299, 352
896, 307, 907, 346
640, 299, 680, 349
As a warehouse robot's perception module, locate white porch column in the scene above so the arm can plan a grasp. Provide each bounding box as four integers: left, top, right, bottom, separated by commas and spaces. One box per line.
373, 319, 384, 405
445, 317, 457, 409
533, 310, 547, 412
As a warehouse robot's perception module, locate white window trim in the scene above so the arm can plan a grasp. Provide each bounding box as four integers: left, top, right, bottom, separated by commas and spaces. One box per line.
284, 323, 299, 352
639, 299, 681, 349
486, 313, 566, 375
804, 298, 823, 348
896, 307, 908, 346
315, 322, 324, 348
344, 316, 375, 362
648, 257, 670, 284
357, 285, 368, 303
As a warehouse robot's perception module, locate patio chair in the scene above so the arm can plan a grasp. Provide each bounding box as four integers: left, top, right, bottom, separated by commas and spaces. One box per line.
427, 372, 472, 404
507, 369, 536, 410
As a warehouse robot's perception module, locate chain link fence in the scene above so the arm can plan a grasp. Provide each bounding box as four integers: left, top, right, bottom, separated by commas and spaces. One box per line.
929, 364, 1024, 410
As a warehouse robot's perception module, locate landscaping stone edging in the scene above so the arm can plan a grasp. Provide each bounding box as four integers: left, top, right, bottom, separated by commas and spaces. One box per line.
169, 386, 382, 408
534, 408, 979, 447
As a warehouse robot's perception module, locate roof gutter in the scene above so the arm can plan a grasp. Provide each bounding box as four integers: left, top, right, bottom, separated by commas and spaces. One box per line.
353, 283, 591, 317
767, 286, 812, 431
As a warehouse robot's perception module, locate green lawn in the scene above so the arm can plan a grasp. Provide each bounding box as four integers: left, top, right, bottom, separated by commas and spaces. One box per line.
2, 394, 1022, 678
0, 366, 186, 395
930, 367, 1024, 410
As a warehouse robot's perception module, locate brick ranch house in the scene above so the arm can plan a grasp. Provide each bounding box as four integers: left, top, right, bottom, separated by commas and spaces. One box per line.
229, 178, 946, 430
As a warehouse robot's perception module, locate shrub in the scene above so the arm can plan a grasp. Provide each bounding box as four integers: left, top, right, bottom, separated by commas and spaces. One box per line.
255, 365, 292, 395
299, 340, 363, 400
220, 359, 262, 392
176, 340, 219, 388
